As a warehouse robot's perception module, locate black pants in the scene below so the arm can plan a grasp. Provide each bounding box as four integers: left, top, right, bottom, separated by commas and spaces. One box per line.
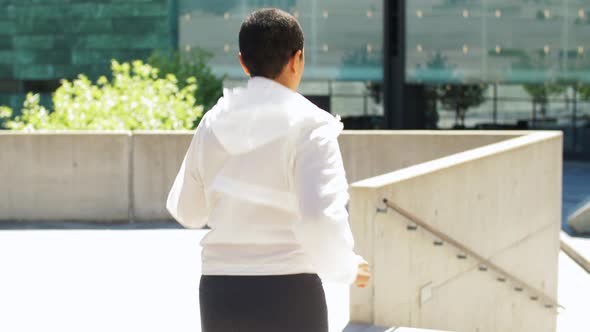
199, 273, 329, 332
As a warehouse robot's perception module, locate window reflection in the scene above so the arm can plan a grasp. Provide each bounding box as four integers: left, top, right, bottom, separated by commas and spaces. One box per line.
179, 0, 383, 81
424, 82, 590, 154
406, 1, 590, 85
178, 0, 590, 156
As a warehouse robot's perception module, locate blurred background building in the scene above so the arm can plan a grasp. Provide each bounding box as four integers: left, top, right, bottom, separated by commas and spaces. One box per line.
0, 0, 589, 158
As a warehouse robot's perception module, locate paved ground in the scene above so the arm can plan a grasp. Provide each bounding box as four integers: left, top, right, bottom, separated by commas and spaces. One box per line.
0, 229, 587, 332
0, 229, 357, 332
556, 252, 590, 332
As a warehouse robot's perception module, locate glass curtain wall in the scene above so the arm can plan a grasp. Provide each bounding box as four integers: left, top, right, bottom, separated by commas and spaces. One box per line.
179, 0, 590, 156
178, 0, 384, 120
407, 0, 590, 157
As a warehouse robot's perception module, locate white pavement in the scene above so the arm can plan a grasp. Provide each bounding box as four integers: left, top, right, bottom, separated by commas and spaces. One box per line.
0, 229, 586, 332
557, 250, 590, 332
0, 229, 353, 332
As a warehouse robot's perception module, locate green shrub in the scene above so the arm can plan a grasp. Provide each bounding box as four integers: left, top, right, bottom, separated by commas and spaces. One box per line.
0, 106, 11, 119
1, 60, 202, 131
148, 49, 223, 112
0, 105, 11, 128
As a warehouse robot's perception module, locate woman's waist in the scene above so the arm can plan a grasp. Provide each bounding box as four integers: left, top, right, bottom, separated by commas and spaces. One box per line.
201, 243, 314, 275
200, 225, 300, 246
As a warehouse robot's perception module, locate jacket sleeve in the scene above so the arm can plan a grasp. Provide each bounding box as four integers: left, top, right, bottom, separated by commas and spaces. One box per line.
292, 122, 365, 284
166, 127, 208, 229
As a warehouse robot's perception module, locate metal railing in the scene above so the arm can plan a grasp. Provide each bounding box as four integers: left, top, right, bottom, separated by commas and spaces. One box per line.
381, 198, 562, 310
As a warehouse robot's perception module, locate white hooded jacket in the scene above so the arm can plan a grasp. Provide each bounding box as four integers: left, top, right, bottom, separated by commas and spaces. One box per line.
166, 77, 364, 284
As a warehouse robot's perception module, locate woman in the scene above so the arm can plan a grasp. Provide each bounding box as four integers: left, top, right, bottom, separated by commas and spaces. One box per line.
167, 8, 370, 332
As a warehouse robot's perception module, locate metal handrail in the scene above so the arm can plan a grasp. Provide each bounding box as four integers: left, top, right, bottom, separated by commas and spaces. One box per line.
382, 198, 562, 310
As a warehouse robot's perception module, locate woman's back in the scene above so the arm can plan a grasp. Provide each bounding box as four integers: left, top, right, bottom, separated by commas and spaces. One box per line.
166, 8, 369, 332
167, 77, 362, 282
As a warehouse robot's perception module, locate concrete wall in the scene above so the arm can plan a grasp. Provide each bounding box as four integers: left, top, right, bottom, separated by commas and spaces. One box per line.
0, 132, 130, 221
349, 132, 563, 332
339, 131, 525, 183
0, 130, 526, 222
132, 131, 192, 221
0, 130, 565, 330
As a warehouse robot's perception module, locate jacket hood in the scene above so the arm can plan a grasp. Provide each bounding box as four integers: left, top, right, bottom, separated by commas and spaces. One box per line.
209, 77, 342, 155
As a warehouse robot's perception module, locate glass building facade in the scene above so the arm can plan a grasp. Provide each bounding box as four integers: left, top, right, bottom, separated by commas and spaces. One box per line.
179, 0, 589, 158
179, 0, 383, 80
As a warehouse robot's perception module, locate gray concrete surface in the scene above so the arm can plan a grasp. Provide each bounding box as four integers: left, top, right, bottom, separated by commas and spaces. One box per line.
0, 130, 526, 222
132, 132, 192, 221
0, 132, 130, 222
349, 132, 563, 331
0, 130, 565, 331
338, 131, 524, 183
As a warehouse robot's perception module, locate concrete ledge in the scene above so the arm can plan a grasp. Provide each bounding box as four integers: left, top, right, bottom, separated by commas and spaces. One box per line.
132, 132, 192, 221
561, 232, 590, 274
567, 201, 590, 234
349, 131, 562, 331
352, 132, 561, 188
340, 130, 528, 136
0, 130, 556, 225
0, 132, 130, 221
338, 131, 525, 183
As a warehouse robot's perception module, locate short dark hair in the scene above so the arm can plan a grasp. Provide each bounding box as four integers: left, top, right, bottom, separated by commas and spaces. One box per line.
239, 8, 304, 79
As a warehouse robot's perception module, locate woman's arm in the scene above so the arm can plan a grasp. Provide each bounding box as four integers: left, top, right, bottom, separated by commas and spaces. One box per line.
166, 128, 208, 229
292, 123, 365, 284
